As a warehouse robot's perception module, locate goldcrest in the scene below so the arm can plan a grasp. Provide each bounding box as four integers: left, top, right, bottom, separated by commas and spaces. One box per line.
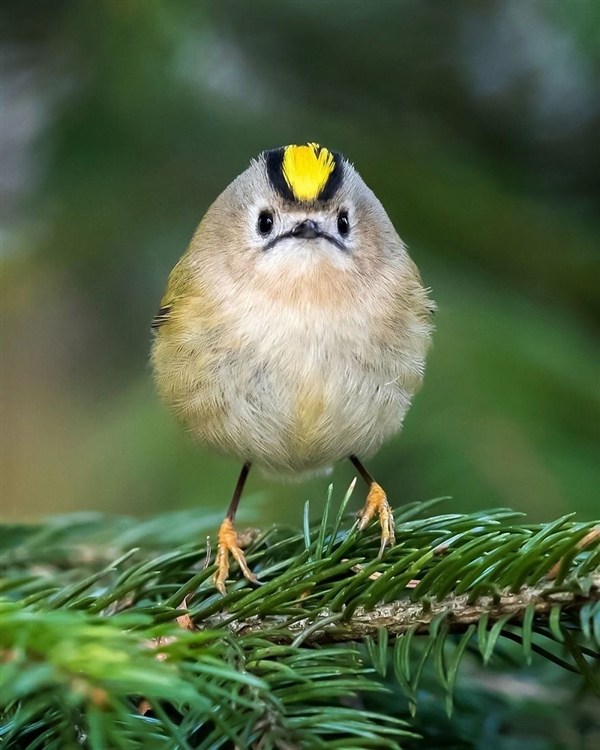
151, 143, 434, 593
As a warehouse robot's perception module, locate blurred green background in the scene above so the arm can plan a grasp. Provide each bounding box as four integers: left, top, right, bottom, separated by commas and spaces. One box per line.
2, 0, 599, 529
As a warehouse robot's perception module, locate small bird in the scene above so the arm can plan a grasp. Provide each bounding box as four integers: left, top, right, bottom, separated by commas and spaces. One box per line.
151, 143, 434, 594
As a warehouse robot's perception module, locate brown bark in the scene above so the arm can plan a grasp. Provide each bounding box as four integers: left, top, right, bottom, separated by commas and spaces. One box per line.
199, 574, 600, 644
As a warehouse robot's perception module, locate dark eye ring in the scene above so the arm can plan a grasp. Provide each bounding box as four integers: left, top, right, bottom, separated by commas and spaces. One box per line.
337, 210, 350, 236
258, 211, 274, 235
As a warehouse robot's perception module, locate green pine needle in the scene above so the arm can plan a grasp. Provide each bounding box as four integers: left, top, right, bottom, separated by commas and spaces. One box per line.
1, 488, 599, 748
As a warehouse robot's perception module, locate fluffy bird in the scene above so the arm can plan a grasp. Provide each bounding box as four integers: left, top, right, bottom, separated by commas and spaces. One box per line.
151, 143, 434, 594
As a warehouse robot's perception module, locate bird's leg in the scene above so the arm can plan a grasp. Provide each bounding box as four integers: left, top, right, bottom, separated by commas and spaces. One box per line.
349, 455, 396, 557
213, 462, 259, 595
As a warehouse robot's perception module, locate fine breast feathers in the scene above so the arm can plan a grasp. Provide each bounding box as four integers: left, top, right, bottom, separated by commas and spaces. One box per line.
152, 247, 432, 475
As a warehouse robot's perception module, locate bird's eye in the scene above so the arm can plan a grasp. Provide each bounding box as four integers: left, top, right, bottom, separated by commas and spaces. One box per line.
258, 211, 274, 235
337, 210, 350, 236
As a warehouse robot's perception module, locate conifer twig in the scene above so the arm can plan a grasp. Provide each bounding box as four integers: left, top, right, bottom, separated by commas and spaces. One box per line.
201, 573, 600, 644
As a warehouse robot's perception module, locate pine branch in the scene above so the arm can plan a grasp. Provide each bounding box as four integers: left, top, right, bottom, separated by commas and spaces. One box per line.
2, 488, 599, 749
204, 573, 600, 644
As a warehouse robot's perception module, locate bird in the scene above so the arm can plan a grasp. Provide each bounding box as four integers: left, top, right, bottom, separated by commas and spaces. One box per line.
151, 143, 434, 594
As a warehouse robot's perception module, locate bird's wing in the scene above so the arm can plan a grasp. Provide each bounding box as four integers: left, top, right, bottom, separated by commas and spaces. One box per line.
151, 304, 172, 330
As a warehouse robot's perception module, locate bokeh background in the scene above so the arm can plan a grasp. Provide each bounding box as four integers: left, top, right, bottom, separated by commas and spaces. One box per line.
2, 0, 599, 530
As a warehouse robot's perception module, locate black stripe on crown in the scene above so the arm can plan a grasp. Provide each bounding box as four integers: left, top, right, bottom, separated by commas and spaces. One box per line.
265, 148, 294, 201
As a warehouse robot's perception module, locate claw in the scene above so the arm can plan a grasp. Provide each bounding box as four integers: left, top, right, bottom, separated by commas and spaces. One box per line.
213, 518, 259, 595
357, 482, 396, 557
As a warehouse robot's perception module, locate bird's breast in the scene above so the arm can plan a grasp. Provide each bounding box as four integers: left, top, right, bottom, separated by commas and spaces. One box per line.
154, 257, 426, 475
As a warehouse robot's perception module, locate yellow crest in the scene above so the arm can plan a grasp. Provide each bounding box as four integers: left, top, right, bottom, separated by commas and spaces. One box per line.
282, 143, 336, 201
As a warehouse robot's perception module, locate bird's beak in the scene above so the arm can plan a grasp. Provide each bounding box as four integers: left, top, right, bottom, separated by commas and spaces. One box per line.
263, 218, 346, 253
291, 219, 321, 239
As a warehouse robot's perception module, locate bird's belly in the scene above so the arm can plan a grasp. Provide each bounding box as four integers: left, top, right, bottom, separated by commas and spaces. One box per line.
186, 336, 412, 476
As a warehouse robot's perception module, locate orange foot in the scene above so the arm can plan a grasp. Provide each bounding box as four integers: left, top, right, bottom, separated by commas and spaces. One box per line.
213, 518, 259, 595
357, 482, 396, 557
